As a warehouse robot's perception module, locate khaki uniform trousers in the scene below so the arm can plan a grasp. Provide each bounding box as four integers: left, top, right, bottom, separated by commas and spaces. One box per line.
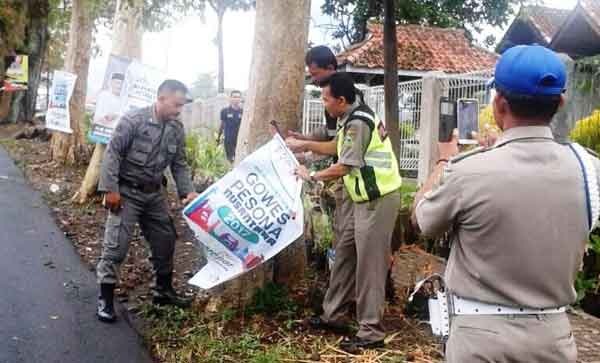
446, 313, 577, 363
322, 189, 400, 342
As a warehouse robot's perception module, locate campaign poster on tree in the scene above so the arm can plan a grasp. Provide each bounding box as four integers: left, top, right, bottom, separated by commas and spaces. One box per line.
88, 55, 164, 144
45, 70, 77, 134
183, 135, 304, 290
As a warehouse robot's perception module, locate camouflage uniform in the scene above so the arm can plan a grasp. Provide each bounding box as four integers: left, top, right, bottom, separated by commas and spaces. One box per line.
96, 105, 194, 285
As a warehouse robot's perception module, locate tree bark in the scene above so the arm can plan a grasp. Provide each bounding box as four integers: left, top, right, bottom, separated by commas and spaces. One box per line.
50, 0, 93, 165
21, 0, 49, 122
0, 57, 5, 85
383, 0, 401, 161
74, 0, 143, 203
216, 10, 225, 93
217, 0, 310, 306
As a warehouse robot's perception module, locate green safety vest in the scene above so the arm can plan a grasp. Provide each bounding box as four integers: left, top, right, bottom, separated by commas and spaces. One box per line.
336, 104, 403, 202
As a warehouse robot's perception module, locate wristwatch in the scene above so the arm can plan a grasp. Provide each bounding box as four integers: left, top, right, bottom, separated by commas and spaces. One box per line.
309, 171, 317, 181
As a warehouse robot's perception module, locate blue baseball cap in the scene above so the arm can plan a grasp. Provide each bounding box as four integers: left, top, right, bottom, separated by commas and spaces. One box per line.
489, 45, 566, 97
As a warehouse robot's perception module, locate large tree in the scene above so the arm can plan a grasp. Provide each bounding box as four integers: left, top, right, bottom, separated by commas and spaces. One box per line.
204, 0, 254, 93
0, 1, 28, 122
0, 0, 49, 123
74, 0, 197, 202
322, 0, 519, 45
74, 0, 144, 203
221, 0, 310, 305
50, 0, 96, 164
0, 1, 28, 84
383, 0, 400, 160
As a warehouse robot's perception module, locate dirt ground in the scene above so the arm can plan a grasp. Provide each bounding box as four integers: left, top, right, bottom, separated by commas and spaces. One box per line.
3, 124, 600, 363
0, 127, 443, 362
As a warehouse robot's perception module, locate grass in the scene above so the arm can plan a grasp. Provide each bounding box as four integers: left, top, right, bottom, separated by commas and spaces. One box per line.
139, 284, 305, 363
137, 278, 436, 363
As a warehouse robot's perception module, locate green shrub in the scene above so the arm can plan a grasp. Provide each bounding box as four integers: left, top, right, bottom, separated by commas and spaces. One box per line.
400, 181, 418, 210
185, 132, 230, 179
312, 212, 334, 254
570, 110, 600, 154
246, 282, 298, 318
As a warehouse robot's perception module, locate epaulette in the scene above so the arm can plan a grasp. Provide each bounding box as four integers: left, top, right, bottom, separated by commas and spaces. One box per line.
449, 146, 489, 164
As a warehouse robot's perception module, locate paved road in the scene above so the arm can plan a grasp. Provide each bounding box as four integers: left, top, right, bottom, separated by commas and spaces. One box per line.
0, 146, 153, 363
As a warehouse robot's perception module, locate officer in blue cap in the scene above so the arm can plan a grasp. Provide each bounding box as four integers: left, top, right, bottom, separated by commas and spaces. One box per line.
412, 45, 600, 362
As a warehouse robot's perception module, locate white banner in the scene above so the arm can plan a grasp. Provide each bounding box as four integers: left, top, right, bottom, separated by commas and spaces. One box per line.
183, 134, 304, 289
88, 55, 164, 144
122, 60, 163, 113
45, 70, 77, 134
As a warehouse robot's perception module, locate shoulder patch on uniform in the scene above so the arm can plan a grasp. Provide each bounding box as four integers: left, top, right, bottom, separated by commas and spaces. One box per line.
450, 146, 489, 164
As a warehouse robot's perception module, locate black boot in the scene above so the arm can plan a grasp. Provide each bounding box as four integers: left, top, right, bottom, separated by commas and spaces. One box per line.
152, 273, 192, 308
97, 283, 117, 323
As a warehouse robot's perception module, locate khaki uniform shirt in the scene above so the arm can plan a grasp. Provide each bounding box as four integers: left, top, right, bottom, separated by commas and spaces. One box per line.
416, 126, 600, 308
336, 103, 371, 168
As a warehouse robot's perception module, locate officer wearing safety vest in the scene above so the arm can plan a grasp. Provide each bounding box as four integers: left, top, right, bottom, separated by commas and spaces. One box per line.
412, 45, 600, 362
288, 72, 401, 353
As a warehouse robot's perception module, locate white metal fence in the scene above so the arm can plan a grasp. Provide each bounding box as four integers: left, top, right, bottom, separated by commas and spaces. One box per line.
302, 79, 424, 172
441, 69, 495, 112
302, 100, 326, 135
300, 69, 495, 174
366, 80, 423, 171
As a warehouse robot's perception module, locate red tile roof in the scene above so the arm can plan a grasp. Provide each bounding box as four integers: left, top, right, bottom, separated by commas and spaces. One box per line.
521, 5, 570, 42
337, 23, 498, 74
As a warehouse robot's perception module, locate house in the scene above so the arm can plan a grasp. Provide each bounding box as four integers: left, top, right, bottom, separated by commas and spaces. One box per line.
335, 23, 498, 85
551, 0, 600, 58
497, 1, 600, 59
496, 5, 570, 54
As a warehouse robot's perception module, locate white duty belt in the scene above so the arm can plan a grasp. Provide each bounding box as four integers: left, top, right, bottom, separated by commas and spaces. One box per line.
568, 143, 600, 232
409, 275, 569, 342
451, 295, 566, 315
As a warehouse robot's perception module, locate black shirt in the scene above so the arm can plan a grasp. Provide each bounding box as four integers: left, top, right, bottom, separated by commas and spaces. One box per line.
220, 106, 243, 144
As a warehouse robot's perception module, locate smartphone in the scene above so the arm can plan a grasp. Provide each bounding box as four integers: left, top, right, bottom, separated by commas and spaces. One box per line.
456, 98, 479, 145
439, 97, 456, 142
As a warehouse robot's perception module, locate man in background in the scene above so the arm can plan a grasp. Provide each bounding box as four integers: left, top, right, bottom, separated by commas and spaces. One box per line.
217, 90, 243, 162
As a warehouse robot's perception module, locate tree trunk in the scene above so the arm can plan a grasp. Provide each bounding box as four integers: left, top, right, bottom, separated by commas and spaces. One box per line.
0, 57, 5, 85
0, 57, 6, 91
355, 0, 379, 42
74, 0, 143, 203
216, 11, 225, 93
50, 0, 93, 164
383, 0, 401, 161
216, 0, 310, 307
0, 55, 8, 123
22, 0, 49, 122
0, 93, 11, 122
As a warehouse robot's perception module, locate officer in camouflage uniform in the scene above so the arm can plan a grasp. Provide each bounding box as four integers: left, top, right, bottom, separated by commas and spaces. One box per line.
96, 79, 199, 323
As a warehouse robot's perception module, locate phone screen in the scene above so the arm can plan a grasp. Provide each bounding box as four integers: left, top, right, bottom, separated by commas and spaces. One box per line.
457, 99, 479, 144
